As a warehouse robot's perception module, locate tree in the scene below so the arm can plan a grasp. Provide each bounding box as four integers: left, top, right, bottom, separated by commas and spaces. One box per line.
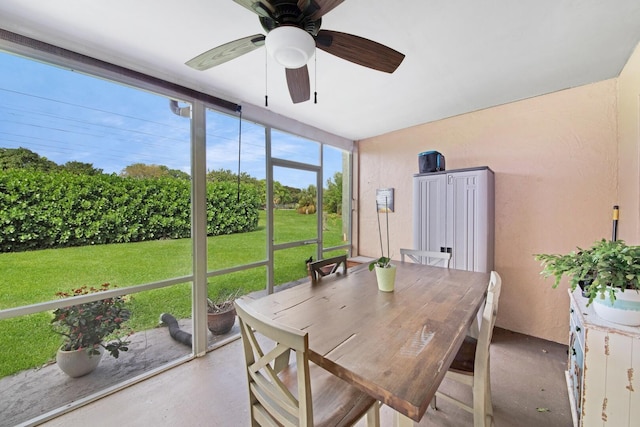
297, 185, 317, 209
120, 163, 188, 179
286, 185, 302, 206
0, 147, 57, 171
166, 168, 190, 180
60, 161, 103, 175
273, 181, 291, 207
256, 179, 267, 207
323, 172, 343, 214
207, 168, 257, 184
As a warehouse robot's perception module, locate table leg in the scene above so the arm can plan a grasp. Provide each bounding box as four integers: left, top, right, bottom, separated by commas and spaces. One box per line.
393, 411, 415, 427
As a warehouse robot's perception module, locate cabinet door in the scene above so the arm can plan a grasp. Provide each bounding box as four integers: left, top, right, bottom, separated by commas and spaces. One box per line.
413, 174, 446, 254
413, 168, 494, 272
446, 170, 491, 272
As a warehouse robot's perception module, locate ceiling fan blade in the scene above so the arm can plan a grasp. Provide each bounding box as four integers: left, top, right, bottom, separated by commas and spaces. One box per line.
185, 34, 266, 71
306, 0, 344, 20
233, 0, 275, 18
297, 0, 311, 11
285, 66, 310, 104
315, 30, 405, 73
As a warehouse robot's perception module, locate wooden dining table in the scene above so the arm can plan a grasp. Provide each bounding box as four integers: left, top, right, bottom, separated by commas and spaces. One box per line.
239, 262, 490, 426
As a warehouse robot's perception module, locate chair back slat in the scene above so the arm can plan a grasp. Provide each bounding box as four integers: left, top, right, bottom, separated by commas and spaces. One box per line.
308, 255, 348, 282
235, 298, 314, 426
400, 248, 451, 268
475, 271, 502, 372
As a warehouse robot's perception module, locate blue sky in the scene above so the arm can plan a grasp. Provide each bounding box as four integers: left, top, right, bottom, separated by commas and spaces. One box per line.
0, 51, 343, 189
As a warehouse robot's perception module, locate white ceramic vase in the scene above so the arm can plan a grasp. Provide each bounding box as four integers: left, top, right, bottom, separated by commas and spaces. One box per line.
592, 287, 640, 326
56, 346, 103, 378
375, 264, 396, 292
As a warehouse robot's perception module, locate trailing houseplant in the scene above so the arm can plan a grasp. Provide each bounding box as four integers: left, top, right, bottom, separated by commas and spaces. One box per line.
535, 239, 640, 305
52, 283, 132, 358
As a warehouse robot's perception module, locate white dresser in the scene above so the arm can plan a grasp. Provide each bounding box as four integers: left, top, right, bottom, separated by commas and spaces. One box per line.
568, 289, 640, 426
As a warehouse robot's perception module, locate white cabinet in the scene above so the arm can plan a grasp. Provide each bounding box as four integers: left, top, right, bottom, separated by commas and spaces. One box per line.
412, 167, 494, 272
568, 289, 640, 426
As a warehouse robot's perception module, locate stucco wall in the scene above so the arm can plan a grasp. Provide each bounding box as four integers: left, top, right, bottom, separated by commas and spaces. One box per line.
617, 44, 640, 243
357, 80, 618, 343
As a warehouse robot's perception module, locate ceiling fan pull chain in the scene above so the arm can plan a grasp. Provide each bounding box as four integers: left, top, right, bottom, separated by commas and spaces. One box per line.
264, 50, 269, 107
185, 2, 405, 105
314, 50, 318, 104
236, 105, 243, 203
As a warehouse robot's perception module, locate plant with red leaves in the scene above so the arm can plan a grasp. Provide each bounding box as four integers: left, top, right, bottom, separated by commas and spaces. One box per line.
51, 283, 132, 358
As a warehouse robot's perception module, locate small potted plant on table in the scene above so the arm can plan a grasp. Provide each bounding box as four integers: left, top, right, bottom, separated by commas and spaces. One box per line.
51, 283, 131, 377
369, 196, 396, 292
535, 239, 640, 326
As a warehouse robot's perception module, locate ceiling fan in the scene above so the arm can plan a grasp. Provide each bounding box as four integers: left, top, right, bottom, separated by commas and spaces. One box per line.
185, 0, 405, 104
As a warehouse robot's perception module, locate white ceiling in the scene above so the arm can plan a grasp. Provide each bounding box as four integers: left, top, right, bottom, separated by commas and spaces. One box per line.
1, 0, 640, 141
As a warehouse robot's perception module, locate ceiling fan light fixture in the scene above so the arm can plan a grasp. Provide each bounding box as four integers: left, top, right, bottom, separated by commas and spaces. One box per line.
265, 26, 315, 69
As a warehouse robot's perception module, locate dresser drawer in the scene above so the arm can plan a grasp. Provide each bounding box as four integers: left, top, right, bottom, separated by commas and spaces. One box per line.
569, 303, 585, 349
568, 330, 583, 418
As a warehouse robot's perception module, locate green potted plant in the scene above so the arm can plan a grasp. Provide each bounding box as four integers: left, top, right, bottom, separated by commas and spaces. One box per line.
369, 197, 395, 292
535, 239, 640, 326
207, 289, 240, 335
51, 283, 131, 377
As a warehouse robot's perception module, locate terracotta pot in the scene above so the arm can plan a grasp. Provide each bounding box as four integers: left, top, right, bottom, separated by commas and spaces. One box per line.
56, 346, 103, 378
207, 308, 236, 335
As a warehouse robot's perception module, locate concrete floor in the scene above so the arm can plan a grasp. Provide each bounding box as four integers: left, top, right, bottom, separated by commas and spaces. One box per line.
2, 279, 309, 427
1, 317, 239, 427
33, 327, 572, 427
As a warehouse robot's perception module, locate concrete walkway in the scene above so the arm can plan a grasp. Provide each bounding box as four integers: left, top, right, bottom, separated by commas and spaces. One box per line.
0, 316, 239, 427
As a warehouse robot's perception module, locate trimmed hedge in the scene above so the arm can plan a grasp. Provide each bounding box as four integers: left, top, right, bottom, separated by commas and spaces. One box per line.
0, 169, 259, 252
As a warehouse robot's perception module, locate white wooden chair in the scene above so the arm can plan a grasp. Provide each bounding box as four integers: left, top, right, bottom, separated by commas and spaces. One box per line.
431, 271, 502, 427
400, 248, 451, 268
234, 298, 380, 427
308, 254, 348, 282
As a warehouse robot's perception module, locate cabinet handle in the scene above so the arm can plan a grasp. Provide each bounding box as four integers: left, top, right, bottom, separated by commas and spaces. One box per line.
570, 308, 574, 313
575, 326, 581, 332
571, 347, 576, 356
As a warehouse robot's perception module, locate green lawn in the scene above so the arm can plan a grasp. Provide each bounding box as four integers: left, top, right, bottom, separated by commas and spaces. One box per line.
0, 210, 346, 377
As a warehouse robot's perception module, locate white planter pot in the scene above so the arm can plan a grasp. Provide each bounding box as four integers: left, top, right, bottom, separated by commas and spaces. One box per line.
56, 346, 103, 378
375, 265, 396, 292
593, 288, 640, 327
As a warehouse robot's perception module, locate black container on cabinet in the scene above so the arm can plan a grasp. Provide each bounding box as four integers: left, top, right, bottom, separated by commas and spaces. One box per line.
418, 151, 445, 173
